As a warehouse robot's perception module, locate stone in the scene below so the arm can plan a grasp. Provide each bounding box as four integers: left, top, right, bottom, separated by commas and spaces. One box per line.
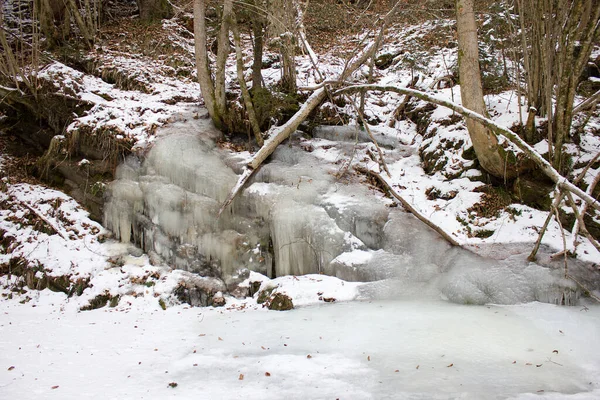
266, 292, 293, 311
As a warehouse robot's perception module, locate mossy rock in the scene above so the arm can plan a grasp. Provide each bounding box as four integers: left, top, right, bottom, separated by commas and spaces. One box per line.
266, 292, 294, 311
256, 286, 275, 304
512, 176, 553, 211
81, 292, 119, 311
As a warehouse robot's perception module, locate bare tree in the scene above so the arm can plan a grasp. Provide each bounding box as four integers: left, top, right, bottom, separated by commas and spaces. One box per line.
517, 0, 600, 171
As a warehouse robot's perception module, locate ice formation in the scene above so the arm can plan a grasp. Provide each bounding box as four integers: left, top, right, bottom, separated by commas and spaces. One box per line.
104, 111, 580, 305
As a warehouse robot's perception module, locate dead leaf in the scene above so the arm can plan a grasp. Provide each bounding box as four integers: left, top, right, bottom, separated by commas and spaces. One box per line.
7, 366, 15, 371
261, 346, 266, 350
416, 365, 419, 370
218, 337, 223, 341
51, 386, 59, 390
395, 369, 400, 372
193, 364, 198, 367
512, 361, 516, 364
367, 356, 371, 361
307, 354, 312, 359
168, 382, 178, 388
238, 374, 244, 380
536, 364, 542, 367
265, 372, 271, 377
525, 363, 532, 366
552, 350, 559, 354
199, 334, 206, 337
447, 363, 453, 368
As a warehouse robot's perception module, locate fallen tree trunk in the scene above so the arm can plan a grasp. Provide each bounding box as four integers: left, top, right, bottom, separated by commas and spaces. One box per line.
354, 165, 460, 246
334, 84, 600, 212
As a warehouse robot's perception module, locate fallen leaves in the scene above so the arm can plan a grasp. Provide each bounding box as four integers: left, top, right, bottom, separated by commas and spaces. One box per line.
238, 374, 244, 380
306, 354, 312, 359
51, 385, 59, 390
446, 363, 453, 368
7, 366, 15, 371
168, 382, 178, 388
265, 372, 271, 377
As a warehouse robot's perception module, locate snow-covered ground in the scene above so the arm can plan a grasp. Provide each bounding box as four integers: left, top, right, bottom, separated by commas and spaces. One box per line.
1, 296, 599, 399
1, 7, 600, 400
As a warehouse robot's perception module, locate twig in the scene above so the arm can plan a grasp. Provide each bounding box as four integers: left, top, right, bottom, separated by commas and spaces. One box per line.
354, 165, 460, 246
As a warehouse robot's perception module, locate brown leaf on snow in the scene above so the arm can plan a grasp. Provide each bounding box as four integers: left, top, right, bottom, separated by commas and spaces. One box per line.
238, 374, 244, 380
395, 369, 400, 372
8, 366, 15, 371
552, 350, 559, 354
367, 356, 371, 361
446, 363, 453, 368
218, 337, 223, 341
51, 386, 59, 390
265, 372, 271, 377
306, 354, 312, 359
415, 365, 419, 370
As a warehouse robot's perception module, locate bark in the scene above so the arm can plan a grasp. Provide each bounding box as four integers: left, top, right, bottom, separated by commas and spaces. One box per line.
232, 19, 263, 146
334, 83, 600, 212
193, 0, 221, 129
214, 0, 234, 128
456, 0, 518, 179
251, 10, 265, 90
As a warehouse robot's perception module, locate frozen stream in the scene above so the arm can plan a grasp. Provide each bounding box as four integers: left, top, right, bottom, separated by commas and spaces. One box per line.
104, 108, 586, 305
1, 297, 599, 399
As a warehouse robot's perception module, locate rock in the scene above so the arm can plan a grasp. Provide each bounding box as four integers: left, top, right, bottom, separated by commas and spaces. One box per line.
266, 292, 294, 311
212, 292, 226, 307
256, 286, 276, 304
173, 272, 227, 307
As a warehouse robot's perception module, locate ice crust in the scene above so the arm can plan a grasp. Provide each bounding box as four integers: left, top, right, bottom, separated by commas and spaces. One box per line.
105, 118, 578, 305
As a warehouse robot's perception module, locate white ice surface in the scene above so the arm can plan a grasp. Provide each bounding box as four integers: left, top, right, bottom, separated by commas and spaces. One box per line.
1, 298, 599, 400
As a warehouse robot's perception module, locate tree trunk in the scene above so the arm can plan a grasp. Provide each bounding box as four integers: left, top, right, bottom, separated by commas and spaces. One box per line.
193, 0, 222, 129
456, 0, 519, 179
251, 1, 266, 90
214, 0, 234, 130
269, 0, 297, 93
137, 0, 173, 22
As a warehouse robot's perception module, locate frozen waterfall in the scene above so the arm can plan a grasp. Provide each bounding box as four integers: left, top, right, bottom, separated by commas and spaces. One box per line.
104, 108, 581, 305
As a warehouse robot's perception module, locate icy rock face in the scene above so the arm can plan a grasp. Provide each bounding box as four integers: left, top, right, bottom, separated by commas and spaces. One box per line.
105, 114, 579, 305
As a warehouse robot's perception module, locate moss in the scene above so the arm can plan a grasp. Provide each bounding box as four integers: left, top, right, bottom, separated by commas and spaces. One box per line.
474, 229, 495, 238
158, 298, 167, 310
266, 292, 294, 311
256, 287, 275, 304
81, 292, 119, 311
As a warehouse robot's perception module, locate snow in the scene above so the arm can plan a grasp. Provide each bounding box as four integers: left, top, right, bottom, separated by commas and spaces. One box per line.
1, 9, 600, 400
1, 299, 599, 399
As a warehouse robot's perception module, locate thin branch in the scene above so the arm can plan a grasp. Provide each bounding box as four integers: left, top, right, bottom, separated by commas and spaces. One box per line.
354, 165, 460, 247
